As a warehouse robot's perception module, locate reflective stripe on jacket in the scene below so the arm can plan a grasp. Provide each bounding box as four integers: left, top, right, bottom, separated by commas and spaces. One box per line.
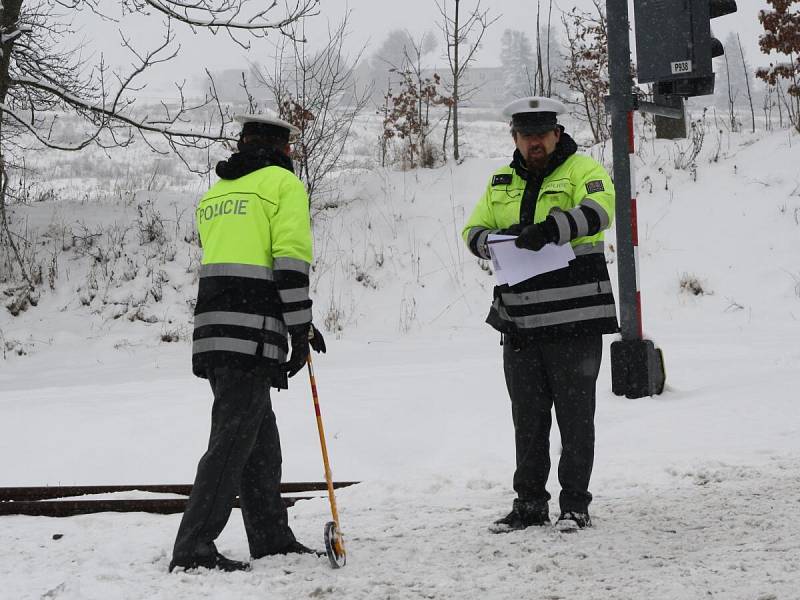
462, 149, 619, 341
192, 164, 312, 383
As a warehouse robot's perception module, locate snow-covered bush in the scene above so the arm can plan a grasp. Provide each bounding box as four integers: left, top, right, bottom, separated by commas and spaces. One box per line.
679, 273, 712, 297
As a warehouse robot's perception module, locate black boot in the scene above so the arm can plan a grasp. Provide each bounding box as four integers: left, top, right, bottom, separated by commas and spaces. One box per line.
252, 540, 323, 559
168, 552, 251, 573
490, 499, 550, 533
555, 510, 592, 532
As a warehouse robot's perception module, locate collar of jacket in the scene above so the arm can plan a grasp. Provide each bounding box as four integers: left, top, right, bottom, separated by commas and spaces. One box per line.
514, 130, 579, 226
509, 128, 578, 181
215, 146, 295, 180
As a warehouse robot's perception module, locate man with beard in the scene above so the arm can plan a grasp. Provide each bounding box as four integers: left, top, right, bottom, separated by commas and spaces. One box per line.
462, 97, 618, 533
169, 113, 326, 573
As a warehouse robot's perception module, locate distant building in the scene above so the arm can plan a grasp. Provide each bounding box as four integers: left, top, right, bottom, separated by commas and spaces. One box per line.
419, 66, 505, 108
452, 67, 506, 107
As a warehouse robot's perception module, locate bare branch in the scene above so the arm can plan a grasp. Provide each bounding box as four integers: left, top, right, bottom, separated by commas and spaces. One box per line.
434, 0, 498, 160
141, 0, 319, 38
253, 11, 370, 204
557, 0, 610, 144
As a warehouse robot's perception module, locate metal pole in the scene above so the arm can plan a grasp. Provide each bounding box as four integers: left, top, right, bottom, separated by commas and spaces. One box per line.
607, 0, 638, 341
607, 0, 666, 398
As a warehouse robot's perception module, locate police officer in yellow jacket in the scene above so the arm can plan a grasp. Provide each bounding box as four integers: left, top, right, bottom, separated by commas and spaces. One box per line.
170, 113, 325, 573
463, 97, 618, 533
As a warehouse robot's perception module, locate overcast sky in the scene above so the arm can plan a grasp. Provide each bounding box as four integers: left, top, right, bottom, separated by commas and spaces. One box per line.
305, 0, 768, 68
91, 0, 771, 95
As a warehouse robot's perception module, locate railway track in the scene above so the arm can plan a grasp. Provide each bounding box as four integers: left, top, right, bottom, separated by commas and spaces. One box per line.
0, 482, 358, 517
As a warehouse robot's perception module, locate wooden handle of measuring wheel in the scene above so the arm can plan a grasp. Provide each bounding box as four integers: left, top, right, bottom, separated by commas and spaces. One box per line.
307, 353, 345, 547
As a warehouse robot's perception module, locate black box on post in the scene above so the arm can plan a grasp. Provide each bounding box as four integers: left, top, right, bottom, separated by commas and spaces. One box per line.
610, 339, 666, 399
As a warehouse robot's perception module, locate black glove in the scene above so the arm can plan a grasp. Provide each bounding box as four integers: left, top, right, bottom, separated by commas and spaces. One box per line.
282, 328, 310, 378
497, 223, 524, 236
514, 218, 559, 251
309, 324, 326, 353
282, 324, 326, 378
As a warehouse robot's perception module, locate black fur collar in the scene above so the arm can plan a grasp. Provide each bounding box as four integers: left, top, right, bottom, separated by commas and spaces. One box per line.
215, 145, 295, 180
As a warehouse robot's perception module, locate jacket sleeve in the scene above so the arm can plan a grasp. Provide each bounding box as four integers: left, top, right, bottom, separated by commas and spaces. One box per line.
462, 181, 501, 260
547, 158, 615, 245
270, 174, 313, 333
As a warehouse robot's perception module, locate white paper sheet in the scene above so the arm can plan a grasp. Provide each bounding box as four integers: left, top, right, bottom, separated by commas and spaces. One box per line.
487, 234, 576, 286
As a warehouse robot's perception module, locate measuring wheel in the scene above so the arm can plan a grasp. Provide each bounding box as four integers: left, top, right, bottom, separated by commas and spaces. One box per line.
323, 521, 346, 569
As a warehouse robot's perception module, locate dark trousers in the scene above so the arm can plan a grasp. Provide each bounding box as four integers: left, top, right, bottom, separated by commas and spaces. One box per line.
503, 335, 602, 513
172, 366, 295, 561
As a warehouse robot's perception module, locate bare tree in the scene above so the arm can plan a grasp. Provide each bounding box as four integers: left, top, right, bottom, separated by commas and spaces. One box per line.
737, 34, 756, 133
435, 0, 497, 161
0, 1, 319, 161
382, 64, 450, 169
525, 1, 562, 99
0, 0, 318, 294
404, 32, 440, 124
559, 0, 610, 144
375, 31, 441, 139
505, 3, 560, 100
533, 0, 550, 96
716, 32, 757, 133
253, 13, 370, 207
377, 76, 393, 167
543, 0, 555, 97
401, 33, 450, 167
723, 51, 739, 132
762, 81, 774, 130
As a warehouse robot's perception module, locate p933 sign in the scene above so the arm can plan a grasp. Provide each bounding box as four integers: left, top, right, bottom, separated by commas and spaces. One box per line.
670, 60, 693, 75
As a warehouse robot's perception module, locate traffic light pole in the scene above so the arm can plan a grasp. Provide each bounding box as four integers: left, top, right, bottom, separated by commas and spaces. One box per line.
607, 0, 636, 341
606, 0, 665, 398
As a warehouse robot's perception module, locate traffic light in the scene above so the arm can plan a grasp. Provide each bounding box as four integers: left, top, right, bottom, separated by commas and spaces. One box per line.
633, 0, 737, 97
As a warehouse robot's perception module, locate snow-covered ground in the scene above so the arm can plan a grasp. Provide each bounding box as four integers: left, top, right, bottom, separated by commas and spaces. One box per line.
1, 113, 799, 599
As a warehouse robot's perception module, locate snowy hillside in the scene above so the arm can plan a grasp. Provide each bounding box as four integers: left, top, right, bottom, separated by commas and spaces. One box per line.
1, 113, 799, 599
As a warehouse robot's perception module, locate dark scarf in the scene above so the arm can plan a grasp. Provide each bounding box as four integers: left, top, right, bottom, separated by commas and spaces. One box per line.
511, 129, 578, 226
215, 142, 295, 180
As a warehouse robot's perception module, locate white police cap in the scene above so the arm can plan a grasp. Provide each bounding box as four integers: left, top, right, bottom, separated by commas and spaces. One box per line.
501, 96, 566, 118
233, 111, 301, 136
501, 96, 566, 134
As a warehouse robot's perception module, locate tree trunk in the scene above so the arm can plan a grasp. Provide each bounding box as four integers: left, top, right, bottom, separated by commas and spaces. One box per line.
535, 1, 545, 95
452, 0, 460, 161
0, 1, 31, 288
793, 51, 800, 131
724, 53, 736, 132
736, 35, 755, 133
0, 0, 24, 104
442, 104, 451, 157
546, 0, 553, 97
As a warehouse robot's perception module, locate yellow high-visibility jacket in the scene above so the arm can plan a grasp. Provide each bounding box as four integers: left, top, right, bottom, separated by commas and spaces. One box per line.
462, 136, 619, 341
192, 163, 312, 386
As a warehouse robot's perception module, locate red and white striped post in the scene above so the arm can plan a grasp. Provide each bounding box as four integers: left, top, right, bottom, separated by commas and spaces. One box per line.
627, 110, 644, 340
